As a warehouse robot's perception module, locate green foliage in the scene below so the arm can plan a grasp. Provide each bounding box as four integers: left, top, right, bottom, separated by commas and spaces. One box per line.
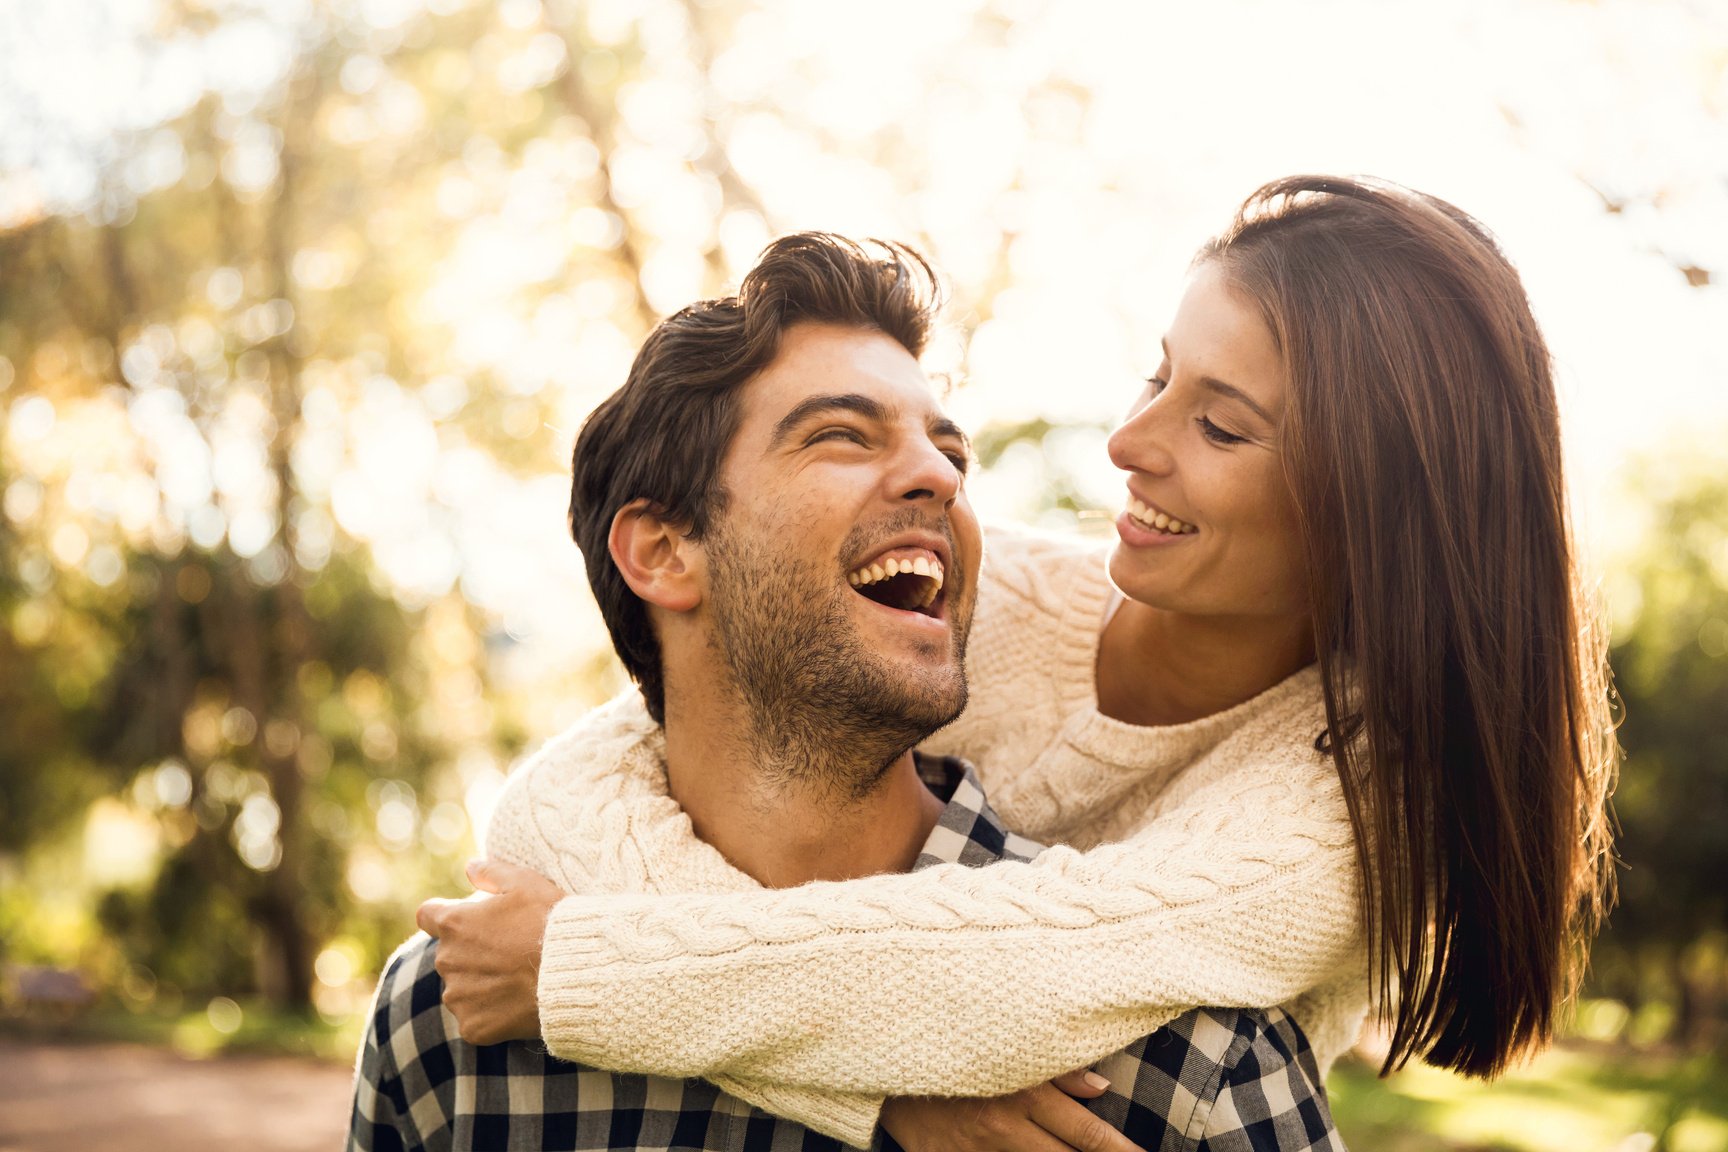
1593, 454, 1728, 1045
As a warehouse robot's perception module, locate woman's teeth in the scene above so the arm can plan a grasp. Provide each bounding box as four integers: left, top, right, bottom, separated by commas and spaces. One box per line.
847, 556, 944, 610
1127, 496, 1196, 535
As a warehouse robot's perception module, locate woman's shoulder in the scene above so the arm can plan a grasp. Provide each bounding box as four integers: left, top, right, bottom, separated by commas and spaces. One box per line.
1166, 667, 1351, 842
979, 521, 1113, 605
500, 690, 661, 806
922, 523, 1112, 772
969, 520, 1113, 679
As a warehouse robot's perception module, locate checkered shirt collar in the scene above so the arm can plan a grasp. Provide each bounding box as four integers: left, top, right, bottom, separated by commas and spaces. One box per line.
910, 752, 1047, 867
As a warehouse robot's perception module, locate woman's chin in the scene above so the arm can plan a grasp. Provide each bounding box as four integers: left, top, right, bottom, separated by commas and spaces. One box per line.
1106, 548, 1175, 610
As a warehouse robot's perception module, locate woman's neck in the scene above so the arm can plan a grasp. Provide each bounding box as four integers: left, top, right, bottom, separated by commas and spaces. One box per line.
1094, 599, 1316, 727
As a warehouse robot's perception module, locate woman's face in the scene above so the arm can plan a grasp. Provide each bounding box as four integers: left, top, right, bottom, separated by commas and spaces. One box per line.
1107, 260, 1311, 625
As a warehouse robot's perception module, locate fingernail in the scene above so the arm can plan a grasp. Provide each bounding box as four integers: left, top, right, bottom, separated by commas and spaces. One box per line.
1083, 1071, 1110, 1091
465, 859, 481, 876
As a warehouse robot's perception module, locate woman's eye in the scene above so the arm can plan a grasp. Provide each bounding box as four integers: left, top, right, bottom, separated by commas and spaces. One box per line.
1197, 416, 1248, 446
1145, 375, 1169, 398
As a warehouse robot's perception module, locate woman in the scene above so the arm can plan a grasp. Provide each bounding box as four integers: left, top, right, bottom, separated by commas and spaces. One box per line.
431, 176, 1618, 1150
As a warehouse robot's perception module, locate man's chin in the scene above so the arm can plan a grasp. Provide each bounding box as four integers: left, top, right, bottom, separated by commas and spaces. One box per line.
880, 668, 968, 733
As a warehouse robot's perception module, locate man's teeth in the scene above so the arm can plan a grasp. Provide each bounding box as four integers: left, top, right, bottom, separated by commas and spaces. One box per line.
1127, 496, 1196, 535
846, 556, 945, 608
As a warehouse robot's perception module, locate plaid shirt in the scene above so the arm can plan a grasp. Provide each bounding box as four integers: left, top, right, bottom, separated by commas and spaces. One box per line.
348, 754, 1344, 1152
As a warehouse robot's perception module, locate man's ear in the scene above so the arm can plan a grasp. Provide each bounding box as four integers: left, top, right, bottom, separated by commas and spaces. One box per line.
609, 498, 703, 613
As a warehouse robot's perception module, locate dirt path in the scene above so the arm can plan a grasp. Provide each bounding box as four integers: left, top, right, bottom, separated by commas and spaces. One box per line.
0, 1038, 354, 1152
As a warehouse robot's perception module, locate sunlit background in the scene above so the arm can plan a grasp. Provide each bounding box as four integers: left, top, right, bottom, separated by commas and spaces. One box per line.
2, 0, 1726, 1149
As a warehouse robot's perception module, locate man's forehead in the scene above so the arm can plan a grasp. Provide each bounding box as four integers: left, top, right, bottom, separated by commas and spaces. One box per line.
742, 324, 947, 430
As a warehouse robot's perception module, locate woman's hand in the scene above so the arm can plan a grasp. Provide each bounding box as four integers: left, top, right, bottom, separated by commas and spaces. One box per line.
415, 859, 562, 1046
880, 1070, 1144, 1152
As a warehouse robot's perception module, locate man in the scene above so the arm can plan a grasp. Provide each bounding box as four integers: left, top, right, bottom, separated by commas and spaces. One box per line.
349, 233, 1341, 1151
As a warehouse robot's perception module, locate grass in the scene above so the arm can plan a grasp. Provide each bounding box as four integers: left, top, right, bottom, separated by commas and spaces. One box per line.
1329, 1044, 1728, 1152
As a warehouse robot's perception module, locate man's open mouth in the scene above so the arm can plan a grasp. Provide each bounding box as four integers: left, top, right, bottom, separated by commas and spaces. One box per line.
847, 552, 945, 615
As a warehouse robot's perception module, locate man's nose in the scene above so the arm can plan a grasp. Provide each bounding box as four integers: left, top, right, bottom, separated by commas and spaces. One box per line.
896, 438, 963, 505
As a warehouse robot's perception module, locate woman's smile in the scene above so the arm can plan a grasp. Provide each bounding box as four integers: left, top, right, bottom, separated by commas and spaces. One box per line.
1122, 492, 1197, 536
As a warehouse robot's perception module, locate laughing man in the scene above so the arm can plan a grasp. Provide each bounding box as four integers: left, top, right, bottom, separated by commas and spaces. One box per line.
349, 233, 1341, 1152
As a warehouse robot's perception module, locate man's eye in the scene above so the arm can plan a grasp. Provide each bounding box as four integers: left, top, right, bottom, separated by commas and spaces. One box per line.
1197, 416, 1248, 446
943, 450, 970, 475
810, 428, 867, 446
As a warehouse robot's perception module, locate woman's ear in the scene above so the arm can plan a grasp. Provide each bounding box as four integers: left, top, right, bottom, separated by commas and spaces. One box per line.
609, 499, 703, 613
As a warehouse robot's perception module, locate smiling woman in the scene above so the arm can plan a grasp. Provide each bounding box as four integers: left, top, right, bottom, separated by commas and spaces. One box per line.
428, 177, 1618, 1152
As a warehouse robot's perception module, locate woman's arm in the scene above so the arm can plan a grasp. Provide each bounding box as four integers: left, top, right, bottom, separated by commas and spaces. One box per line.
438, 675, 1358, 1144
419, 866, 1136, 1151
531, 768, 1359, 1101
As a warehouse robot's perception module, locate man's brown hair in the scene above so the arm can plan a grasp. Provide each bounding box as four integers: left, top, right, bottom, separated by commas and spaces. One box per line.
569, 232, 943, 723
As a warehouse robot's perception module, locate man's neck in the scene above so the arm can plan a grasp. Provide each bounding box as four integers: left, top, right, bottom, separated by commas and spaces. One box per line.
659, 698, 946, 889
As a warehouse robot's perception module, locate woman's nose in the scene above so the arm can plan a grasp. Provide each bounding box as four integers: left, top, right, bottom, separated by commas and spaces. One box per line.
1108, 393, 1176, 477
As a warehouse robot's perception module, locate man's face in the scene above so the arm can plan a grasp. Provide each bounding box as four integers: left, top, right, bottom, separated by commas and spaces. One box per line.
698, 322, 981, 776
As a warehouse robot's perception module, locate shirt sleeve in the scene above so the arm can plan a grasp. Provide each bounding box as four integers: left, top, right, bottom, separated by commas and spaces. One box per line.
1197, 1010, 1344, 1152
347, 951, 421, 1152
532, 767, 1361, 1103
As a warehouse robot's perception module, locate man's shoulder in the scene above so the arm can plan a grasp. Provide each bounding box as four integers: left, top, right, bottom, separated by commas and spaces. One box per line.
481, 689, 666, 876
369, 933, 445, 1039
1147, 1005, 1317, 1075
1094, 1006, 1338, 1150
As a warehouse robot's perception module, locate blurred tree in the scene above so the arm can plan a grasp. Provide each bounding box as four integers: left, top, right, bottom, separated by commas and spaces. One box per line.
5, 0, 938, 1011
1594, 456, 1728, 1048
0, 2, 632, 1008
0, 454, 104, 857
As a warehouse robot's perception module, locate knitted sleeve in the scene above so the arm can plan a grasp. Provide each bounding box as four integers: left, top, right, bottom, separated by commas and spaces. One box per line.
533, 761, 1360, 1110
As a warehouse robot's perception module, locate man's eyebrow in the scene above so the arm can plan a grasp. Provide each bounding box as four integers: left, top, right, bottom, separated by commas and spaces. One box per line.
930, 416, 971, 454
1161, 337, 1276, 424
768, 393, 891, 447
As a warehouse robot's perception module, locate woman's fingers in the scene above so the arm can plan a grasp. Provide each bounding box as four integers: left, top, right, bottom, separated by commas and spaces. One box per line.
1048, 1069, 1111, 1099
415, 896, 462, 937
1023, 1082, 1143, 1152
465, 857, 556, 897
411, 868, 562, 1045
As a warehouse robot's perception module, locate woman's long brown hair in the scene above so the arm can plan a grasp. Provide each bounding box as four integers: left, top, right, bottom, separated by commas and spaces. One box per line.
1200, 176, 1618, 1077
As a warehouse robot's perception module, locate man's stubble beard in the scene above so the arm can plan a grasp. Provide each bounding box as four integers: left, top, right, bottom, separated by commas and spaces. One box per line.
703, 511, 970, 801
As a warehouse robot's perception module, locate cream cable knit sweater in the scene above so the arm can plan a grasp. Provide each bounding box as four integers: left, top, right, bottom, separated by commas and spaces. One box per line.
483, 525, 1369, 1149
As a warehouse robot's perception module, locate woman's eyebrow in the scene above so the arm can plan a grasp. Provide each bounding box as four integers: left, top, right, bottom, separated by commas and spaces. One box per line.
1198, 377, 1275, 424
1161, 337, 1275, 423
768, 393, 890, 447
